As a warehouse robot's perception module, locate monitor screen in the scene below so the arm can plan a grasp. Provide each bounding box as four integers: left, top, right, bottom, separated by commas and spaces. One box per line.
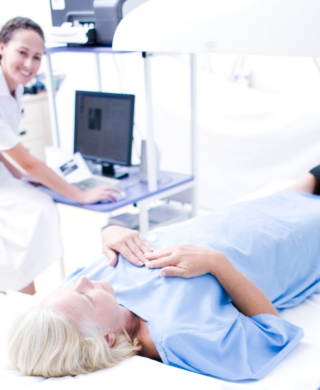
74, 91, 135, 166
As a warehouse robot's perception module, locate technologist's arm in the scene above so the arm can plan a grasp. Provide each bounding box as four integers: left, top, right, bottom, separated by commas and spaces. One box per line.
144, 245, 279, 318
4, 143, 120, 204
0, 152, 23, 179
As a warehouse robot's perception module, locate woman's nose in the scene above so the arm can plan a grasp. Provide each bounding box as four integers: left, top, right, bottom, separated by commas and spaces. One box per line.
23, 57, 33, 71
78, 276, 94, 289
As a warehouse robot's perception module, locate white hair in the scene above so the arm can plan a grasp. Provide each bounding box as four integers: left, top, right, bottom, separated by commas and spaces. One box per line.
7, 305, 141, 377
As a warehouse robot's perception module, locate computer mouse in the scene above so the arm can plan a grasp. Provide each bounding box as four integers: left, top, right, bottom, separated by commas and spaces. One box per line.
114, 191, 127, 201
98, 191, 127, 203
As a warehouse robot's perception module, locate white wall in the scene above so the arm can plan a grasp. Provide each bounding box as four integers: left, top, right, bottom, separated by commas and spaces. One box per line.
0, 0, 51, 31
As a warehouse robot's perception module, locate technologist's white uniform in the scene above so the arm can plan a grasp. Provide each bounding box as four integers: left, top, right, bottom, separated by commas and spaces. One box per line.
0, 67, 63, 291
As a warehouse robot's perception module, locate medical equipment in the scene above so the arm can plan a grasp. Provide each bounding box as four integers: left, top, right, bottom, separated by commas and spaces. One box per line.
74, 91, 135, 179
139, 140, 160, 183
113, 0, 320, 56
48, 0, 149, 46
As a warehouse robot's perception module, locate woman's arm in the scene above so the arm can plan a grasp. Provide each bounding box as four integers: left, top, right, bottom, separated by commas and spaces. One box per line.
145, 245, 279, 317
0, 152, 23, 179
4, 143, 120, 204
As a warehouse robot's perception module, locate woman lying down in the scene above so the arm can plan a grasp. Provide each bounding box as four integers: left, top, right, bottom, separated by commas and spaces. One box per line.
8, 169, 320, 381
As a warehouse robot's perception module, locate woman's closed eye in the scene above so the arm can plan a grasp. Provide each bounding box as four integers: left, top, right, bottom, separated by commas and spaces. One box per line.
80, 292, 94, 305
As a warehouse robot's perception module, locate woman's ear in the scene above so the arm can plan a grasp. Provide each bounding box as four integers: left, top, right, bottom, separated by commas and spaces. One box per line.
105, 333, 116, 347
0, 42, 5, 56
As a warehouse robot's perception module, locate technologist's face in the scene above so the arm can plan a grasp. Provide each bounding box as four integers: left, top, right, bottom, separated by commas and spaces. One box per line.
0, 29, 44, 90
42, 276, 122, 336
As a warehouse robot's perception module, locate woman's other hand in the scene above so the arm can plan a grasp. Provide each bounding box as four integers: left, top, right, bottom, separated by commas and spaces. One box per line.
80, 186, 120, 204
144, 244, 222, 278
102, 226, 154, 267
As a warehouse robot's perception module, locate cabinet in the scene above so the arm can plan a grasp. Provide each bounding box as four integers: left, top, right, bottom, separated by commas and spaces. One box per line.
19, 93, 52, 161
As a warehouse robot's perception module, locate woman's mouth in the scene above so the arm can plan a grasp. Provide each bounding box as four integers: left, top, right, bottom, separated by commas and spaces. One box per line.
19, 70, 31, 77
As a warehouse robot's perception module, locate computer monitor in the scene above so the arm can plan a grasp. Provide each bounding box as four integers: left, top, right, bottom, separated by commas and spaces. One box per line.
74, 90, 135, 178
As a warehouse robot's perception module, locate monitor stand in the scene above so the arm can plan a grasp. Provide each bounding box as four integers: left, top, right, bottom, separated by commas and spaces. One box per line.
101, 163, 128, 180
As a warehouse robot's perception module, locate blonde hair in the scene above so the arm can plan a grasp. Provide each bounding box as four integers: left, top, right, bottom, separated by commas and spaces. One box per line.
7, 305, 141, 377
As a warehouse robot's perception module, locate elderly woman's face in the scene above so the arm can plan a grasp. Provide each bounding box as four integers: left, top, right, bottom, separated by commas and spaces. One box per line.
42, 276, 122, 335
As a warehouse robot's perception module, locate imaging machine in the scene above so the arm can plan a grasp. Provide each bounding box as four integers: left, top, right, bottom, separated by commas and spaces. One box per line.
48, 0, 149, 46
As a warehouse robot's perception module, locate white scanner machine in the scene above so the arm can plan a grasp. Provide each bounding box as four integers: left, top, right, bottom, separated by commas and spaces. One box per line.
47, 0, 148, 46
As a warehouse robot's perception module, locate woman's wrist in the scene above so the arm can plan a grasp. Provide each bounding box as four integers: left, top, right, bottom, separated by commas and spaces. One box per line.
206, 250, 228, 277
70, 186, 86, 203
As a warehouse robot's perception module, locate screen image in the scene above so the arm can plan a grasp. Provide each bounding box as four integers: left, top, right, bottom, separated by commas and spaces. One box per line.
88, 108, 102, 130
74, 92, 134, 165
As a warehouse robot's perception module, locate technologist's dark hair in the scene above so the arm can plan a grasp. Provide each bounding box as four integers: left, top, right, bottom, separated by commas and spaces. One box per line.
0, 17, 44, 60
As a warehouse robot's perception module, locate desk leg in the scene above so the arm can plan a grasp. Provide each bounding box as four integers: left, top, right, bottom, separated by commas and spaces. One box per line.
190, 53, 198, 217
191, 185, 198, 218
59, 256, 66, 280
95, 53, 102, 92
139, 203, 149, 235
45, 53, 60, 148
143, 53, 157, 192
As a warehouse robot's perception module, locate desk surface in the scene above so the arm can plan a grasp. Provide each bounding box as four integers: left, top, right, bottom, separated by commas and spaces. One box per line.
45, 45, 134, 55
40, 171, 194, 212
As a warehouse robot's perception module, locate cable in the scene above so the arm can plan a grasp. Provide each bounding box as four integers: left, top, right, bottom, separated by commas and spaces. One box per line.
132, 136, 141, 162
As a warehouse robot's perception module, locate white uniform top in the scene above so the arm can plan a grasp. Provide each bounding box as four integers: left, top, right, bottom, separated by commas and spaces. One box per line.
0, 67, 23, 150
0, 66, 63, 291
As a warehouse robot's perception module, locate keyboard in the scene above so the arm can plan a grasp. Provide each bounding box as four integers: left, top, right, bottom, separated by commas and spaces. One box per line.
73, 176, 119, 191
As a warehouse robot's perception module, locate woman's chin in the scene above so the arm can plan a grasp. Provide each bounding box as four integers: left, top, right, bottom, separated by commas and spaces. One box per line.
16, 73, 33, 86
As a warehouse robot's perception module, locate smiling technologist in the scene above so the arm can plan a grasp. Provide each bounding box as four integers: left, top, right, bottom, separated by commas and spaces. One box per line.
0, 17, 119, 295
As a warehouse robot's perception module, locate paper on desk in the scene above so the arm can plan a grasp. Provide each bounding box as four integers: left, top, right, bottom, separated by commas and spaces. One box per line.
52, 152, 92, 184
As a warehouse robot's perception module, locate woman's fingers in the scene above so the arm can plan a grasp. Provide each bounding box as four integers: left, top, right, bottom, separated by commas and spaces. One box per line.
159, 266, 184, 278
101, 186, 121, 193
144, 246, 174, 260
104, 194, 117, 202
121, 243, 145, 266
145, 256, 173, 269
127, 240, 147, 263
135, 235, 154, 254
105, 248, 118, 266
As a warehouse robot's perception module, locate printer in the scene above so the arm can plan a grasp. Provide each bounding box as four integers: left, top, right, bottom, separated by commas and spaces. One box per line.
47, 0, 148, 46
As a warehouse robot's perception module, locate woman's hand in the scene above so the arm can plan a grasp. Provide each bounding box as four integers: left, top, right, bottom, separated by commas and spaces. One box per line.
80, 186, 120, 204
102, 226, 154, 267
144, 244, 221, 278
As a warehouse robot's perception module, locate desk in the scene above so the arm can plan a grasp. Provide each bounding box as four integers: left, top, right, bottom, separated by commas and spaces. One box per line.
41, 170, 195, 234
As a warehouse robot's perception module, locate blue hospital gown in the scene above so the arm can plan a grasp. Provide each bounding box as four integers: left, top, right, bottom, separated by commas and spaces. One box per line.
61, 190, 320, 381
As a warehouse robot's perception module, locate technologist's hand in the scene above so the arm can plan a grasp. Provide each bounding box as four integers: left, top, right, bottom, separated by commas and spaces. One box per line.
80, 186, 120, 204
144, 244, 221, 278
102, 226, 154, 267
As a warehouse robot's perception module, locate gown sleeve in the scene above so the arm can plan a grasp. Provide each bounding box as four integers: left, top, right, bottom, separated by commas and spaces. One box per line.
160, 313, 303, 381
0, 114, 20, 151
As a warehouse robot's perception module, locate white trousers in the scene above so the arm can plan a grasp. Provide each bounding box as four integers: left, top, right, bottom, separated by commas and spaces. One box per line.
0, 163, 63, 291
